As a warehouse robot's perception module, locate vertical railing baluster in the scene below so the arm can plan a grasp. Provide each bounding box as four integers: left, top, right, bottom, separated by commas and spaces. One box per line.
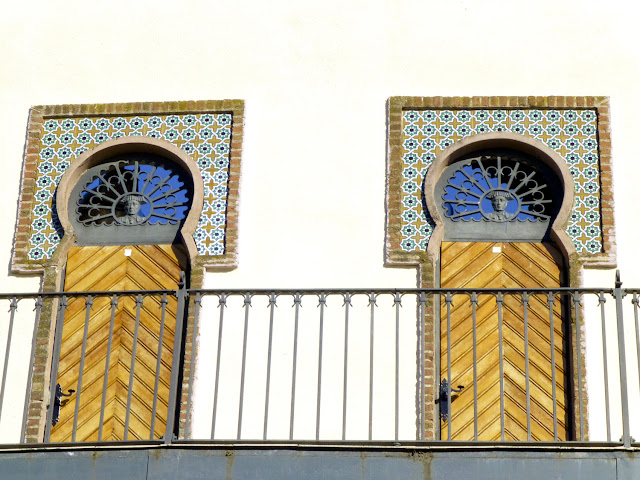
72, 295, 93, 442
470, 292, 479, 441
368, 293, 376, 441
522, 292, 531, 442
418, 292, 427, 441
497, 293, 505, 442
548, 292, 558, 441
164, 272, 188, 444
614, 271, 631, 448
237, 293, 252, 440
394, 292, 401, 442
14, 286, 631, 446
263, 293, 276, 440
98, 295, 118, 441
21, 296, 43, 443
434, 290, 441, 440
0, 297, 18, 426
342, 293, 351, 441
573, 292, 584, 441
124, 294, 143, 441
316, 293, 326, 441
599, 291, 611, 441
150, 294, 168, 440
211, 293, 227, 439
185, 292, 201, 440
634, 293, 640, 443
290, 293, 301, 440
445, 292, 453, 441
44, 295, 67, 442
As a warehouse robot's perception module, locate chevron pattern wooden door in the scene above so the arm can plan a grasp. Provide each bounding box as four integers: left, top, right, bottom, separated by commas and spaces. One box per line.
440, 242, 567, 441
50, 244, 187, 442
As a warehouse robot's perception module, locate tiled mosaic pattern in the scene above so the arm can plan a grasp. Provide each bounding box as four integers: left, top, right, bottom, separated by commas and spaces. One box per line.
401, 109, 601, 253
29, 113, 233, 260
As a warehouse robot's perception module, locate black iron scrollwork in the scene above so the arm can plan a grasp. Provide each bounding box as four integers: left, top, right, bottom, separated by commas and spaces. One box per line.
441, 155, 552, 223
76, 159, 190, 227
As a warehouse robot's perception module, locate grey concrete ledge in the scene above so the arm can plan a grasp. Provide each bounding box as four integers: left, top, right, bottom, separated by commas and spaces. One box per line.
1, 443, 640, 479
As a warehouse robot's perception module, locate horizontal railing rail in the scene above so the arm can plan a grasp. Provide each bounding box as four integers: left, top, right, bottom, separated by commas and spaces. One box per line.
0, 274, 639, 447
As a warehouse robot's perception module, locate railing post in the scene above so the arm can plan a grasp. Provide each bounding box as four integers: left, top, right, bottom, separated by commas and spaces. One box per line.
21, 296, 43, 443
164, 272, 188, 444
599, 291, 611, 440
614, 270, 631, 447
573, 291, 585, 441
0, 298, 18, 426
444, 292, 454, 441
184, 292, 201, 439
237, 292, 252, 440
496, 292, 505, 442
417, 291, 427, 441
290, 292, 302, 441
44, 295, 67, 442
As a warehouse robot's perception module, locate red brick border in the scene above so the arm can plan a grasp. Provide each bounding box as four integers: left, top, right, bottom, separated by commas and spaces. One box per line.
17, 100, 244, 442
386, 96, 612, 440
386, 96, 615, 270
12, 99, 244, 275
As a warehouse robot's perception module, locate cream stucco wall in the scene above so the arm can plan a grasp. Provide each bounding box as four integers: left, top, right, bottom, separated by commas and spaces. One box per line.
1, 0, 639, 442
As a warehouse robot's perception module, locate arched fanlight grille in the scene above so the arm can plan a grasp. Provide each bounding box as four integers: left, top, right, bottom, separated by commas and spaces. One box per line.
441, 155, 552, 223
77, 160, 190, 227
69, 153, 194, 245
433, 151, 562, 242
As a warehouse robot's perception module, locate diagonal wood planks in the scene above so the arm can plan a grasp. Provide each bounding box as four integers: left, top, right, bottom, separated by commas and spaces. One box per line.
440, 242, 567, 441
50, 245, 186, 442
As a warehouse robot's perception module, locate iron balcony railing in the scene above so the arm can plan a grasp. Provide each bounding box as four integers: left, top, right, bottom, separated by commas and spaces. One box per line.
0, 273, 639, 446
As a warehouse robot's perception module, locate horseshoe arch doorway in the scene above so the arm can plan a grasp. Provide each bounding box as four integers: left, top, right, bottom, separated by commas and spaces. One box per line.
47, 137, 203, 442
424, 134, 576, 441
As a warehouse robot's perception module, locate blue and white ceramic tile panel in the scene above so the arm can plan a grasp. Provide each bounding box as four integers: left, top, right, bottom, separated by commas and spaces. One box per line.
29, 113, 233, 260
400, 109, 601, 254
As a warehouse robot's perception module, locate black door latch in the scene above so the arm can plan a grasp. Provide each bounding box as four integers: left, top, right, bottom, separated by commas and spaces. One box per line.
52, 383, 75, 427
438, 378, 464, 422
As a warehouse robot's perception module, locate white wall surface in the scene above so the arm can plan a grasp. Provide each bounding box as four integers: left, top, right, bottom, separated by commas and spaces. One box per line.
0, 0, 639, 442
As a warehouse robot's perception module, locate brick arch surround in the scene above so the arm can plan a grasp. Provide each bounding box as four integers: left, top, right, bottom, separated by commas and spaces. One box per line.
385, 96, 615, 440
55, 136, 206, 265
422, 132, 576, 262
16, 100, 244, 442
425, 134, 574, 441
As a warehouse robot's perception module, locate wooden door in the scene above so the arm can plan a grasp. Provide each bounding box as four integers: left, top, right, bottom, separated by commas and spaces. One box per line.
50, 244, 187, 442
440, 241, 567, 441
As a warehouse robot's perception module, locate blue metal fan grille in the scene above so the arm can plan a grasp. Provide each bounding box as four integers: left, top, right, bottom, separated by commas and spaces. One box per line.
77, 161, 190, 226
442, 157, 551, 223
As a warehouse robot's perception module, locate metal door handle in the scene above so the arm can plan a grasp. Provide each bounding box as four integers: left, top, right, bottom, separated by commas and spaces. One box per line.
51, 383, 75, 427
438, 378, 464, 422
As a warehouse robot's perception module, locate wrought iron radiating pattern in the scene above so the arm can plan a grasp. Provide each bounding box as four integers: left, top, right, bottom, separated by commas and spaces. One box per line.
442, 155, 552, 223
76, 160, 190, 227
